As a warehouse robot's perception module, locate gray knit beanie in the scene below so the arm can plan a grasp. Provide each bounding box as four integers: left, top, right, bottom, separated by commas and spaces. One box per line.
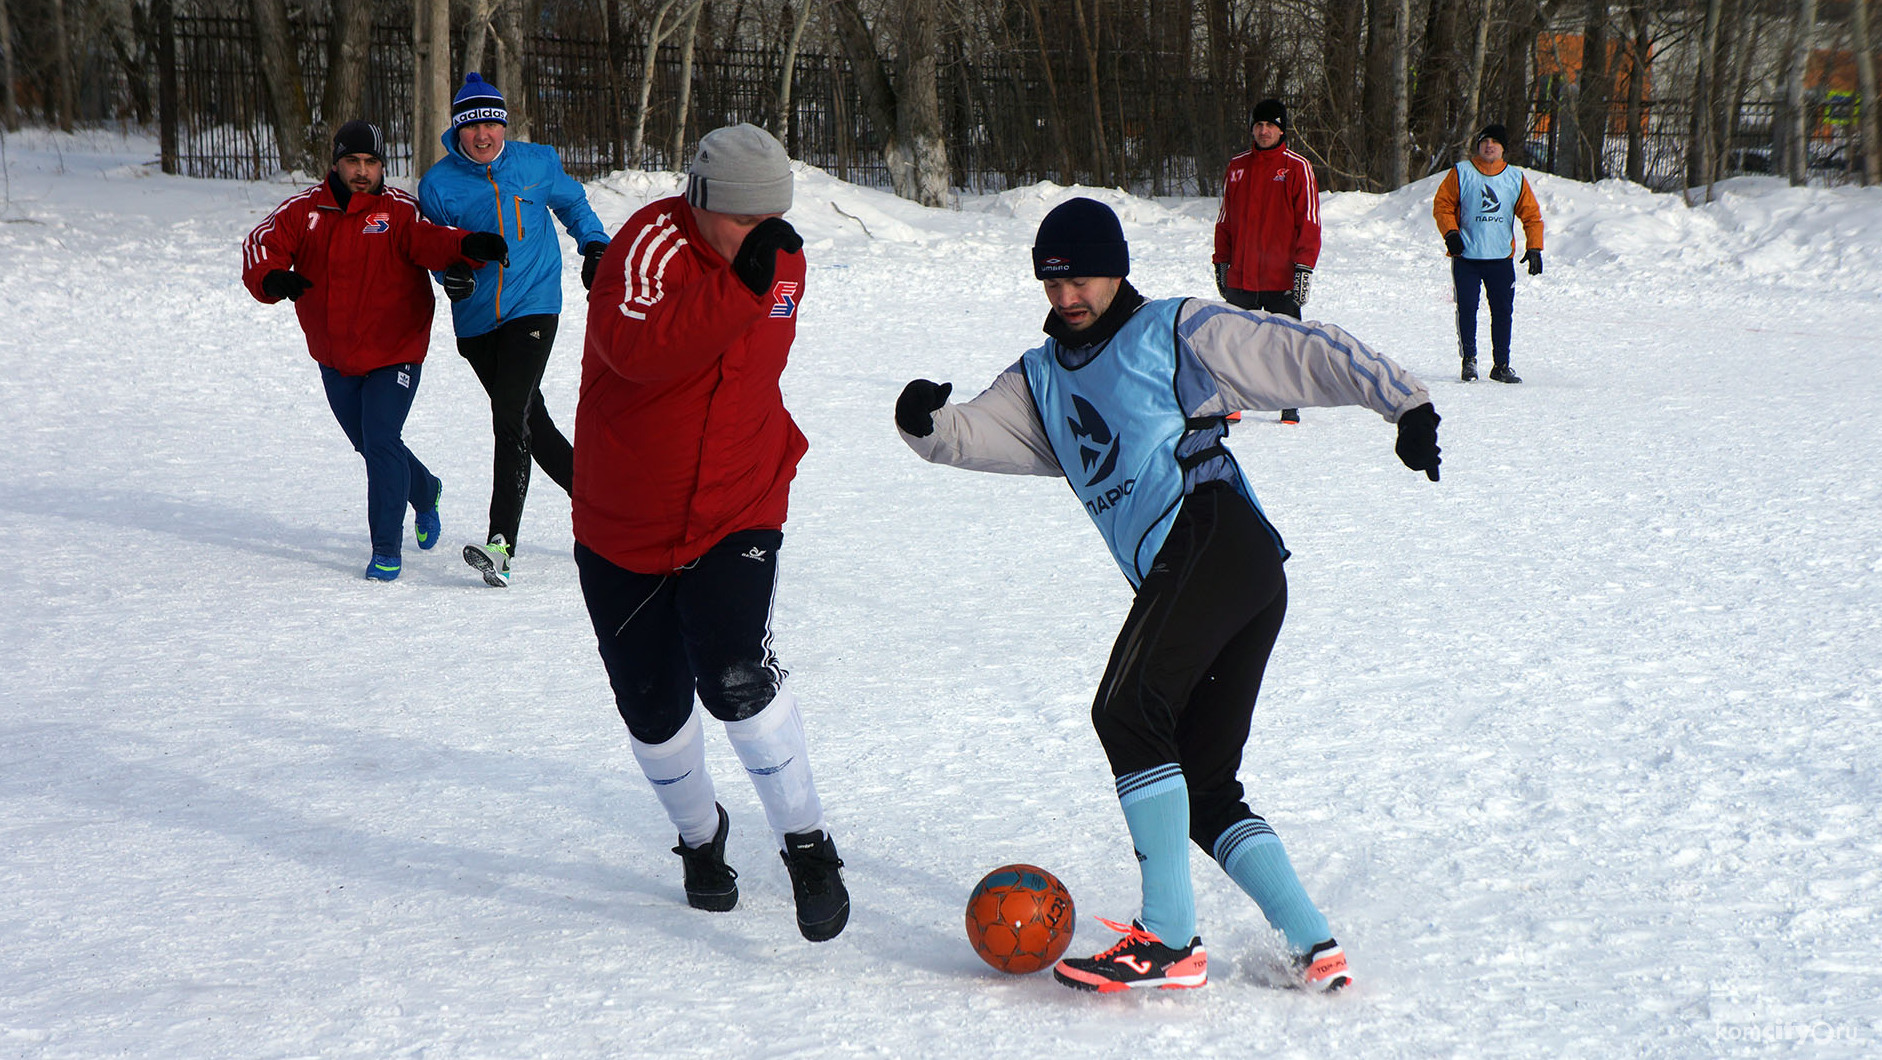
685, 124, 793, 216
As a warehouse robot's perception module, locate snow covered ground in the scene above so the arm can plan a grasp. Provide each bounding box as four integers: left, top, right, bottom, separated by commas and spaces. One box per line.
3, 128, 1880, 1058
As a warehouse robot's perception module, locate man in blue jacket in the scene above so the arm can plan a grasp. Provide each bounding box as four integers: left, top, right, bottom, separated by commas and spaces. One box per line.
419, 72, 610, 587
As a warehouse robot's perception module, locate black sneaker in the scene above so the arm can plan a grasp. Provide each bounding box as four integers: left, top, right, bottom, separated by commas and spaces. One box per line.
1052, 917, 1207, 993
1488, 364, 1522, 383
672, 804, 738, 912
780, 829, 849, 941
1279, 408, 1300, 424
1460, 356, 1478, 382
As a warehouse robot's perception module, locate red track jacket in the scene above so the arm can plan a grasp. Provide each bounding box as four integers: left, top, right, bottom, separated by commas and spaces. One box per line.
575, 196, 809, 574
1213, 142, 1321, 292
242, 176, 473, 376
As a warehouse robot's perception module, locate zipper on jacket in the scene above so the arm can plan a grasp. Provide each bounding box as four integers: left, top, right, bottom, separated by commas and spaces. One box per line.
485, 167, 506, 322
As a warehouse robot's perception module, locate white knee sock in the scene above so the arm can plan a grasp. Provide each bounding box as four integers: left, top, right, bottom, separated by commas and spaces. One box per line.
722, 689, 826, 846
629, 708, 721, 848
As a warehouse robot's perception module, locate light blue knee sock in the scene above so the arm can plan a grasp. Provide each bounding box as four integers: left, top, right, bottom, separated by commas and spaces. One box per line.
1213, 816, 1329, 953
1116, 765, 1195, 945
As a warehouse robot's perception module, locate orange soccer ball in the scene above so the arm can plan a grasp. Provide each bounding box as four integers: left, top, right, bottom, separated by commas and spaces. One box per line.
965, 864, 1076, 974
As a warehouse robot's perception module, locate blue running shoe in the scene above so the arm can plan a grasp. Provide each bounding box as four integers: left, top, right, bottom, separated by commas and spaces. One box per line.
414, 478, 442, 550
365, 554, 402, 581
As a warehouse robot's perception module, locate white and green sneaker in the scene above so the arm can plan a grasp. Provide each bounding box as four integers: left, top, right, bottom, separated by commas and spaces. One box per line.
463, 534, 511, 588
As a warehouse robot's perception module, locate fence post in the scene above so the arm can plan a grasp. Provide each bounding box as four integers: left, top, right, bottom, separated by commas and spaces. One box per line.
157, 0, 177, 174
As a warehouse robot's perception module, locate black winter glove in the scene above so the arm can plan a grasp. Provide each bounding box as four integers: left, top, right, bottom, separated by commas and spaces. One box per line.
895, 379, 953, 438
580, 241, 608, 291
1395, 402, 1442, 482
461, 231, 509, 266
441, 263, 476, 303
1213, 262, 1229, 301
262, 269, 312, 302
1523, 248, 1543, 275
1444, 230, 1465, 257
1292, 265, 1313, 307
731, 217, 803, 296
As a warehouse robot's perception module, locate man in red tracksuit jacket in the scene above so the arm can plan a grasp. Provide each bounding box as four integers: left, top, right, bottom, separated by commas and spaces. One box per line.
575, 123, 849, 943
243, 120, 506, 581
1213, 98, 1321, 424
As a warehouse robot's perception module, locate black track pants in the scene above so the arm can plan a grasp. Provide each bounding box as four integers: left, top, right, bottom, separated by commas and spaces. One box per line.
1090, 482, 1289, 852
457, 314, 574, 551
575, 531, 789, 745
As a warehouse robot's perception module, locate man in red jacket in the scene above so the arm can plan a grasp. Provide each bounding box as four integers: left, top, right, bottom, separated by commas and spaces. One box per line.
575, 123, 848, 942
243, 120, 506, 580
1213, 98, 1320, 424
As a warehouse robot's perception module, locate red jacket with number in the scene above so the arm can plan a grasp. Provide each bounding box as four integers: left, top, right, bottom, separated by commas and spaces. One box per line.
242, 175, 473, 376
576, 195, 809, 574
1213, 141, 1321, 292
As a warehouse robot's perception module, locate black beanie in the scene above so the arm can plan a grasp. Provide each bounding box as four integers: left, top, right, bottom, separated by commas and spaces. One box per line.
1250, 98, 1288, 132
1032, 197, 1130, 280
1476, 123, 1509, 148
331, 119, 386, 165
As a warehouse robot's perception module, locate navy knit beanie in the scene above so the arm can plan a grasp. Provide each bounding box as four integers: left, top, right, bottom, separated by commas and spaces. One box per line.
1476, 123, 1509, 148
1250, 98, 1288, 132
1032, 197, 1130, 280
331, 119, 385, 165
452, 72, 508, 131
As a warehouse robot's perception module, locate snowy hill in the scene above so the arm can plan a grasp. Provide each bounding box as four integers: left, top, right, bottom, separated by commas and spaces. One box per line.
3, 128, 1880, 1058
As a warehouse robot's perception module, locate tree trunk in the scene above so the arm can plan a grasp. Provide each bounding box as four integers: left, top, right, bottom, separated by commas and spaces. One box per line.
1390, 0, 1411, 187
1362, 0, 1398, 188
463, 0, 497, 76
320, 0, 374, 147
1322, 0, 1365, 189
496, 0, 531, 142
1460, 0, 1496, 169
1855, 0, 1881, 186
49, 0, 74, 131
1688, 0, 1722, 193
1786, 0, 1818, 185
412, 0, 451, 175
1412, 0, 1467, 177
1624, 0, 1650, 184
670, 0, 702, 165
1573, 0, 1613, 181
777, 0, 818, 151
1068, 0, 1110, 188
1019, 0, 1074, 185
896, 0, 949, 205
1, 0, 22, 131
251, 0, 314, 173
630, 0, 689, 165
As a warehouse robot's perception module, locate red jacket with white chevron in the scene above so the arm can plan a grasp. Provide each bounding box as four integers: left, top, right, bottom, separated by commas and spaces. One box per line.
1213, 142, 1321, 292
242, 174, 473, 376
576, 195, 809, 574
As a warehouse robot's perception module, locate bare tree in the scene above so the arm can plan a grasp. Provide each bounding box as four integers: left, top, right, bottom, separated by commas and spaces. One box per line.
495, 0, 531, 141
1855, 0, 1880, 186
1689, 0, 1723, 193
828, 0, 949, 206
50, 0, 75, 131
320, 0, 374, 148
629, 0, 703, 164
1622, 0, 1651, 184
251, 0, 313, 173
1, 0, 21, 132
1784, 0, 1817, 184
1572, 0, 1615, 181
776, 0, 819, 150
670, 0, 701, 164
1459, 0, 1496, 167
413, 0, 450, 174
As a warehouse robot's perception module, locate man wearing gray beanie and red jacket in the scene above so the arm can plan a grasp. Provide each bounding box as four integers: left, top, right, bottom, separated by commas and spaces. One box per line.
575, 123, 848, 942
895, 196, 1443, 994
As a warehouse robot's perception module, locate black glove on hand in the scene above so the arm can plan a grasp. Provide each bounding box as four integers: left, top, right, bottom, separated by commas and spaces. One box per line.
1395, 402, 1442, 482
1213, 262, 1229, 301
580, 241, 608, 291
1523, 248, 1543, 275
731, 218, 803, 296
1292, 265, 1313, 307
461, 231, 509, 266
1444, 230, 1465, 257
895, 379, 953, 438
262, 269, 312, 302
441, 263, 476, 303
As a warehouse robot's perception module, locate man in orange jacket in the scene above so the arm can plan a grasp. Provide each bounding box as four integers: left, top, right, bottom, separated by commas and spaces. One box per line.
1432, 124, 1545, 383
1214, 98, 1319, 423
